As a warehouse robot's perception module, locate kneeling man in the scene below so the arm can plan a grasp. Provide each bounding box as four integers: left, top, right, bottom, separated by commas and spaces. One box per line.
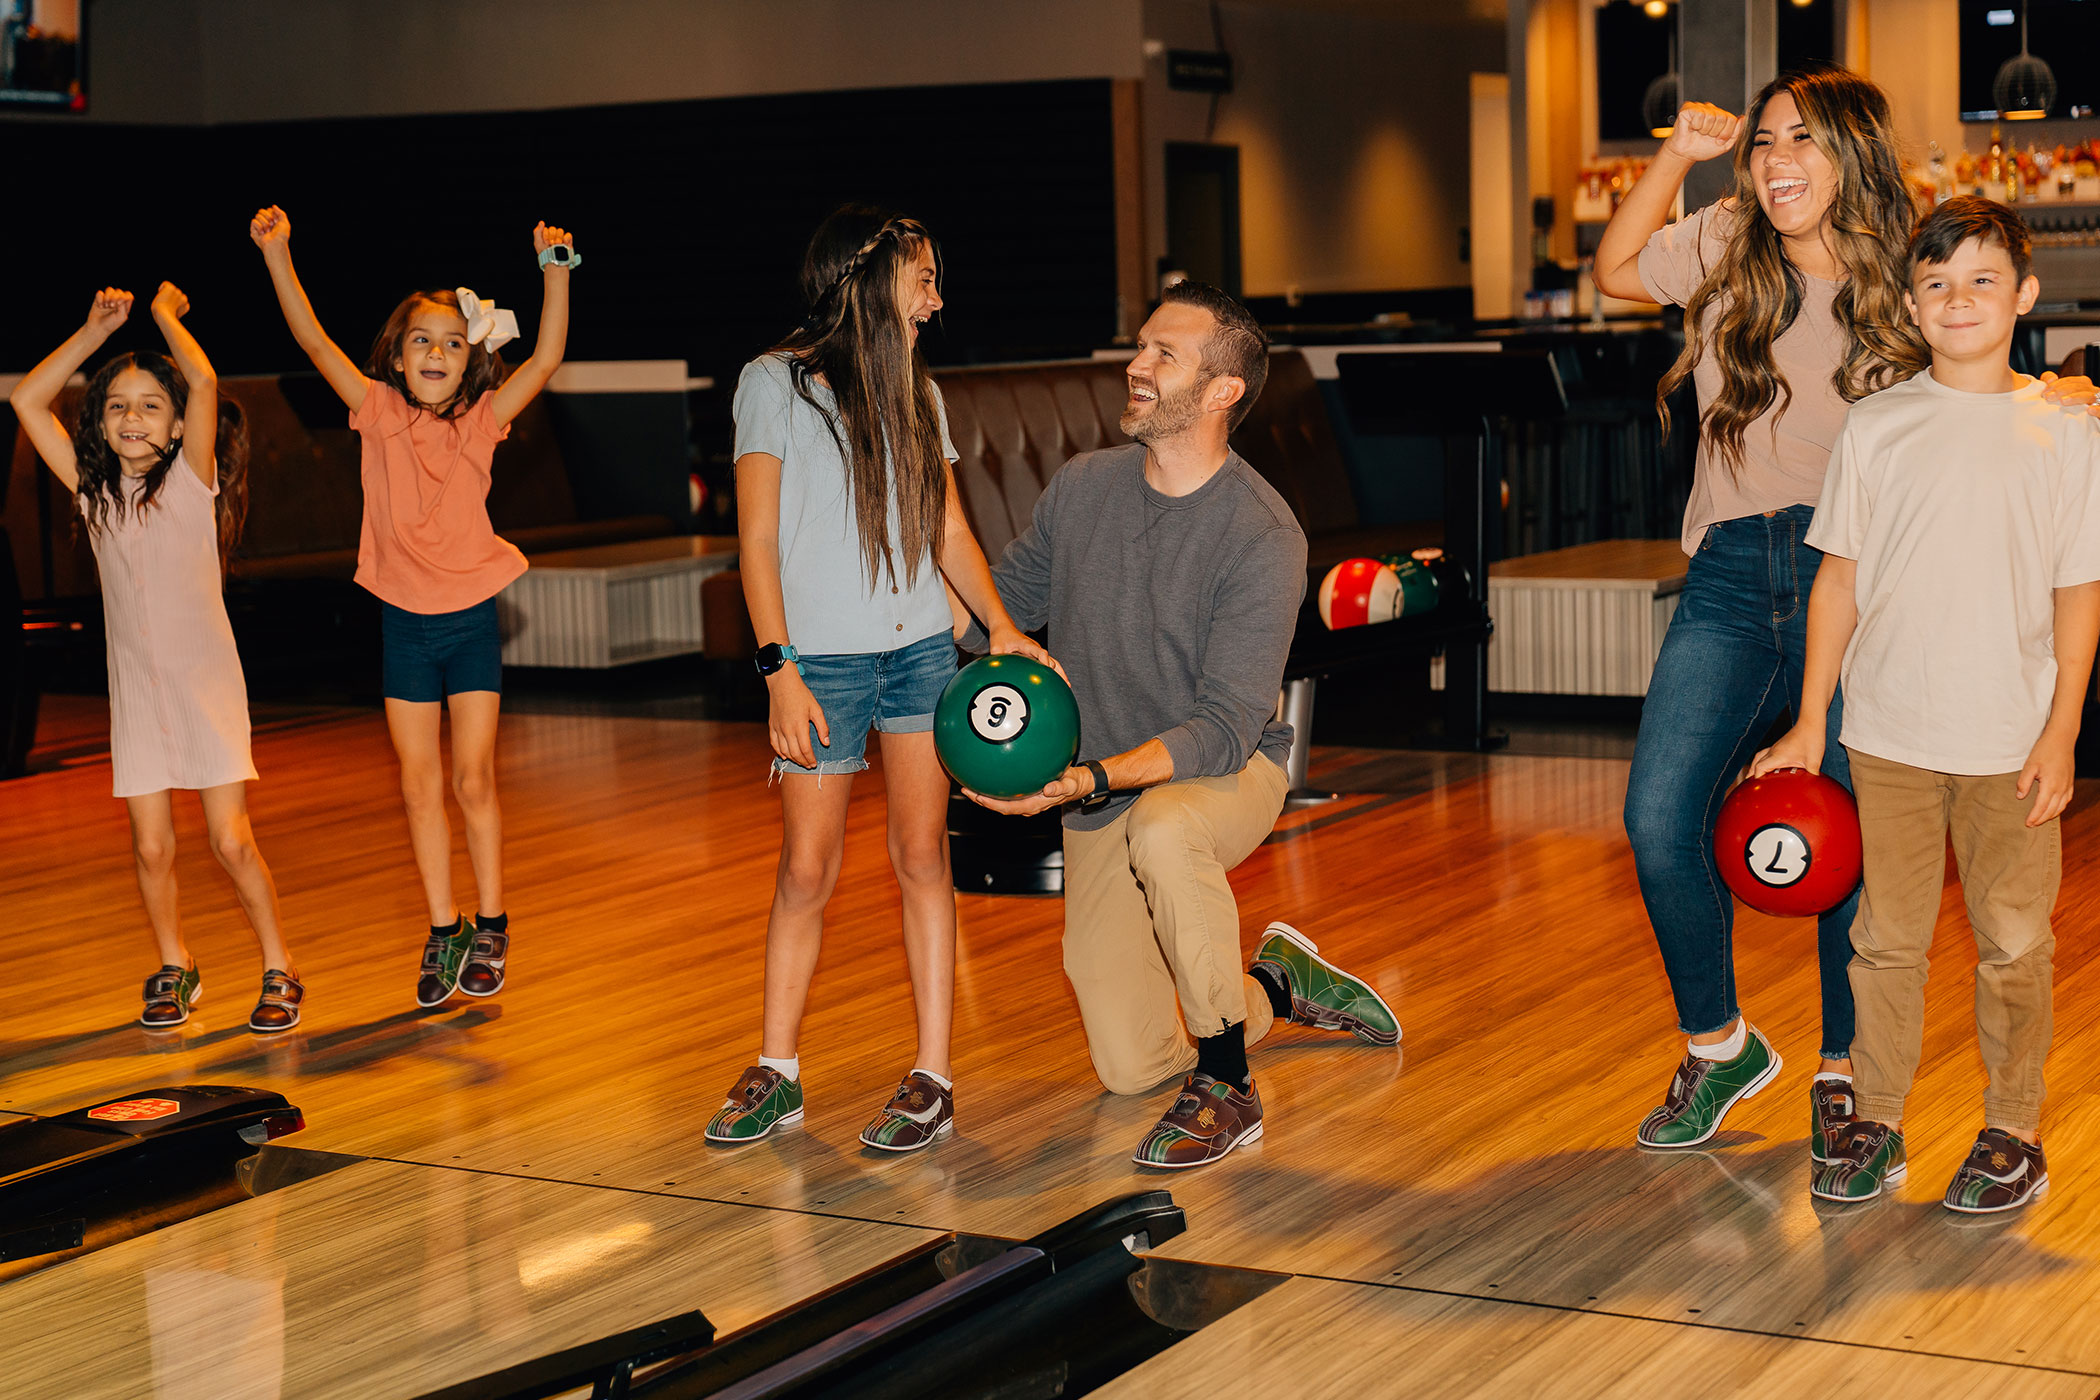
961, 281, 1398, 1168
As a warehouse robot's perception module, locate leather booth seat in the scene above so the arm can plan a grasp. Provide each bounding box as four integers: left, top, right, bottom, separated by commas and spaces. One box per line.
5, 373, 674, 603
700, 349, 1439, 661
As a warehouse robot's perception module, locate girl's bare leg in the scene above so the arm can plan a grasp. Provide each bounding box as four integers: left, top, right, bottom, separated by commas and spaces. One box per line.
877, 731, 955, 1080
199, 781, 295, 976
445, 690, 504, 919
385, 698, 456, 925
125, 790, 187, 968
760, 772, 857, 1061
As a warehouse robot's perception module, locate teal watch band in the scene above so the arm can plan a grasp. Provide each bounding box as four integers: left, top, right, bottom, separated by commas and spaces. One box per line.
538, 243, 582, 270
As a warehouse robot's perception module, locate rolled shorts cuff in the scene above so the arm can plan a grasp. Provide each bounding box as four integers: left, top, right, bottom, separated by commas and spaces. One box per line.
873, 711, 935, 735
771, 755, 871, 778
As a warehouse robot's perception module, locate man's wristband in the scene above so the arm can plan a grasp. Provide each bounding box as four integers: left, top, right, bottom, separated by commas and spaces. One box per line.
1078, 760, 1111, 811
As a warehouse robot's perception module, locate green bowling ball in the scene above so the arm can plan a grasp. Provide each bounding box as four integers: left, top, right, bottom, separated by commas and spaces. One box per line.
934, 655, 1081, 800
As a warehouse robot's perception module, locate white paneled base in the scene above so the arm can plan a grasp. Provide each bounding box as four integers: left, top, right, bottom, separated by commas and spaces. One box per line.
1484, 583, 1680, 696
1430, 570, 1683, 698
499, 546, 735, 669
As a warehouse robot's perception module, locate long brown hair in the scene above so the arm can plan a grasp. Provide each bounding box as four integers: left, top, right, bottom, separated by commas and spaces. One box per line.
365, 289, 507, 421
1659, 65, 1928, 472
772, 205, 947, 591
72, 352, 249, 559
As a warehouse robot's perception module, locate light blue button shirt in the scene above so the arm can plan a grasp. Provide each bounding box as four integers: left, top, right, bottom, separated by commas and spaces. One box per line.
733, 353, 957, 656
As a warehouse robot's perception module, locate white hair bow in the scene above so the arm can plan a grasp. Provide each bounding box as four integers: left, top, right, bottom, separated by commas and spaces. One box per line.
455, 287, 519, 354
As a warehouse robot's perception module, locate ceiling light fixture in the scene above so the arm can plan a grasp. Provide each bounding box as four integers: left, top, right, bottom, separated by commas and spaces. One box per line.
1993, 0, 2057, 120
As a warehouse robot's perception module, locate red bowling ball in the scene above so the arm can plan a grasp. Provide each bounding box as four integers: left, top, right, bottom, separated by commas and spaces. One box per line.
1713, 768, 1863, 918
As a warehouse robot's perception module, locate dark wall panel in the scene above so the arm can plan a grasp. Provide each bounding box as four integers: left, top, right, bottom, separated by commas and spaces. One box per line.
4, 79, 1117, 384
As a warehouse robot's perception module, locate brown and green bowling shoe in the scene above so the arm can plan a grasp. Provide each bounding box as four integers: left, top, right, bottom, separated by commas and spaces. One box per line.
1635, 1025, 1782, 1149
1132, 1074, 1263, 1169
415, 916, 475, 1008
858, 1072, 955, 1153
1943, 1129, 2048, 1214
705, 1065, 805, 1145
140, 963, 202, 1028
1811, 1121, 1906, 1203
1250, 922, 1401, 1045
1810, 1074, 1857, 1165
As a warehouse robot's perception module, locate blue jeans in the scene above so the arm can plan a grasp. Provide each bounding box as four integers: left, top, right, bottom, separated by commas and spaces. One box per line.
1623, 505, 1858, 1059
772, 630, 957, 777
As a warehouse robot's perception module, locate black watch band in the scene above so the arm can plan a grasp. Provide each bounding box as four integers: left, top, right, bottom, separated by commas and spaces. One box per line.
1078, 760, 1111, 810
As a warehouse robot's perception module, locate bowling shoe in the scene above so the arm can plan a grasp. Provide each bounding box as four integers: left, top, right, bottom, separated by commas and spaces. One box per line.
1810, 1074, 1856, 1165
415, 916, 475, 1008
858, 1071, 955, 1153
459, 927, 510, 998
1810, 1121, 1906, 1202
1943, 1129, 2048, 1214
248, 969, 305, 1033
1635, 1024, 1782, 1149
1249, 922, 1400, 1045
705, 1065, 805, 1144
140, 962, 202, 1028
1132, 1073, 1263, 1169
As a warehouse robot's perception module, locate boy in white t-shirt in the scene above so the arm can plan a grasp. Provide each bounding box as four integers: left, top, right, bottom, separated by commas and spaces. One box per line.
1752, 197, 2100, 1213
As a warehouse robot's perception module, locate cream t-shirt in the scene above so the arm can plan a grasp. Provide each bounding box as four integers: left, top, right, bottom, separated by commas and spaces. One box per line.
1806, 371, 2100, 774
1638, 201, 1852, 555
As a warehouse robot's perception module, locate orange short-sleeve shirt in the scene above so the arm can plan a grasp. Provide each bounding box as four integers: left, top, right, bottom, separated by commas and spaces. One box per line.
350, 380, 527, 614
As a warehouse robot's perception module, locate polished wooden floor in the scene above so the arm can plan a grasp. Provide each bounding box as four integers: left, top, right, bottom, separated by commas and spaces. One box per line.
7, 698, 2100, 1396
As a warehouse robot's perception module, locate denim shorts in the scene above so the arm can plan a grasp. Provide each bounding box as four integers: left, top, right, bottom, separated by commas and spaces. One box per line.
774, 630, 957, 777
381, 599, 502, 702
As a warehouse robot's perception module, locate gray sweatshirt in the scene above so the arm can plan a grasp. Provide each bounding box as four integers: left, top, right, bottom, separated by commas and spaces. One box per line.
973, 443, 1308, 831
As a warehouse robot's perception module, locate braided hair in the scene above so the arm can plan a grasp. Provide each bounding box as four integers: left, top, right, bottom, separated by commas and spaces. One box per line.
771, 205, 948, 592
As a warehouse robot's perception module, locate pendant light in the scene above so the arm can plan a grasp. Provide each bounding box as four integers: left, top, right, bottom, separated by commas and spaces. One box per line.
1993, 0, 2057, 120
1643, 18, 1681, 138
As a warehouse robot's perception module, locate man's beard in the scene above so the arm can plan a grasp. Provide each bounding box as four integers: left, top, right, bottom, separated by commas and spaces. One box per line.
1120, 379, 1206, 443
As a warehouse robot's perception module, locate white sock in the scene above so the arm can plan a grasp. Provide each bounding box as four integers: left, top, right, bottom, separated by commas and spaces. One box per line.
1813, 1069, 1852, 1083
1689, 1020, 1749, 1062
912, 1067, 953, 1092
758, 1054, 800, 1083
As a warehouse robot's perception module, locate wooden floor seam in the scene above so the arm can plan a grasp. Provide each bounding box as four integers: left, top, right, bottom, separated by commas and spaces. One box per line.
1298, 1270, 2100, 1379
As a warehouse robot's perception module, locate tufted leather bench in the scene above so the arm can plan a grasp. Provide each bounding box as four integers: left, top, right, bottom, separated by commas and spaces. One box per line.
5, 373, 676, 602
700, 349, 1441, 661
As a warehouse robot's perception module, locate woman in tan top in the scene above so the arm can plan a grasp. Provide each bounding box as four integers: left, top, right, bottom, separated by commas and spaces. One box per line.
1591, 66, 1927, 1158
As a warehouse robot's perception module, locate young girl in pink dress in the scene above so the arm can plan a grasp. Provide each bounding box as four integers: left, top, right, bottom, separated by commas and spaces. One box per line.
10, 284, 303, 1032
250, 206, 575, 1008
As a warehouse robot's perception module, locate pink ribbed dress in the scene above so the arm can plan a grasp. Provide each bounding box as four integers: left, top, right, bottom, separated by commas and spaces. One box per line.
83, 453, 257, 798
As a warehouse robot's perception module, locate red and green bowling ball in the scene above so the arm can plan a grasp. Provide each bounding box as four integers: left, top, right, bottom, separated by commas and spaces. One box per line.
934, 656, 1082, 799
1317, 551, 1442, 630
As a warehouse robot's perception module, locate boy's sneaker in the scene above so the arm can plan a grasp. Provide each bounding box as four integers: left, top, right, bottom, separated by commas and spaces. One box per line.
1943, 1128, 2048, 1214
705, 1065, 804, 1145
459, 926, 509, 998
415, 917, 474, 1008
1810, 1074, 1857, 1165
140, 963, 202, 1028
1811, 1121, 1907, 1202
1132, 1074, 1263, 1169
1249, 922, 1400, 1045
858, 1072, 955, 1153
1635, 1025, 1782, 1148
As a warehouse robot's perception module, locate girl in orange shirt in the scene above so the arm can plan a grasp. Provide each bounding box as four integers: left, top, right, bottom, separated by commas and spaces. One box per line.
251, 205, 577, 1008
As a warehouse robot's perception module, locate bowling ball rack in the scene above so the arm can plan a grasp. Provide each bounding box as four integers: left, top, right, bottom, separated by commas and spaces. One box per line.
422, 1190, 1285, 1400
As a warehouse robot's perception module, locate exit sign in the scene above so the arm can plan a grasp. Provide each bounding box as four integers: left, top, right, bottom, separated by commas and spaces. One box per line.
1167, 49, 1234, 93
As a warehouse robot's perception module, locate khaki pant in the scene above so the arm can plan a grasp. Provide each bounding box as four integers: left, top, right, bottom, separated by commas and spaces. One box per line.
1061, 753, 1290, 1095
1846, 748, 2058, 1135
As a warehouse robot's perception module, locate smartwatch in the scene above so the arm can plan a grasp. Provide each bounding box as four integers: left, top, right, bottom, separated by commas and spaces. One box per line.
754, 643, 801, 677
1078, 759, 1111, 812
538, 242, 581, 270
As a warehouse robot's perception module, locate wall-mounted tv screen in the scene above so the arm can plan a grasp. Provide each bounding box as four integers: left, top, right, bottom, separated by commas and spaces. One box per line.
1959, 1, 2099, 121
1, 0, 84, 111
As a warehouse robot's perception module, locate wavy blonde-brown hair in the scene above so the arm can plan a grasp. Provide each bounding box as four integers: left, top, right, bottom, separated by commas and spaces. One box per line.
1659, 66, 1928, 473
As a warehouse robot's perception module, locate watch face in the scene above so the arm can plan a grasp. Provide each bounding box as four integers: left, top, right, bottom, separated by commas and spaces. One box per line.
550, 245, 572, 264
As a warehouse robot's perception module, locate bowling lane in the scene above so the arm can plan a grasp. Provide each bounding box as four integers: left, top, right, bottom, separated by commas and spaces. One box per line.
1096, 1276, 2100, 1399
0, 1155, 936, 1399
15, 711, 2100, 1375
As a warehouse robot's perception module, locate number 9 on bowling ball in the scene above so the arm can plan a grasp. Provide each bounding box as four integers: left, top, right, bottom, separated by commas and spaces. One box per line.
934, 656, 1082, 800
1713, 768, 1862, 918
